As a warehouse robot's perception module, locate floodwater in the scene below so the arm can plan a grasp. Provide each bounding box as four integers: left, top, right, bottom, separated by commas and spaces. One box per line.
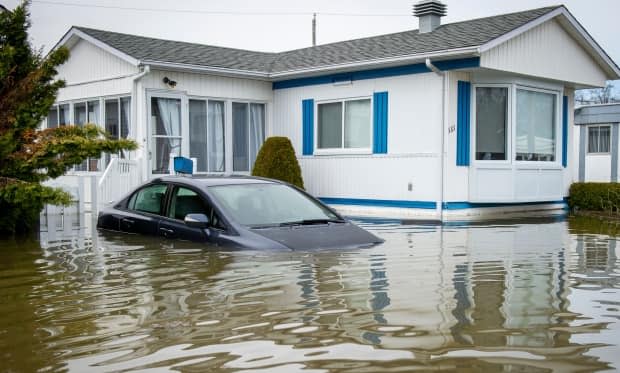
1, 214, 619, 372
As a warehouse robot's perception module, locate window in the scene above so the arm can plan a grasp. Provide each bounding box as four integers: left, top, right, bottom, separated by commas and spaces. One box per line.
151, 97, 182, 174
588, 125, 611, 153
167, 186, 226, 229
74, 100, 102, 172
475, 87, 508, 160
233, 102, 265, 172
46, 104, 69, 128
516, 89, 556, 161
189, 99, 225, 173
128, 184, 168, 215
317, 98, 371, 150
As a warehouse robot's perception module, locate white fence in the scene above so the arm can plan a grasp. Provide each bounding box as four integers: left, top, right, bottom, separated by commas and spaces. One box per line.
97, 158, 141, 211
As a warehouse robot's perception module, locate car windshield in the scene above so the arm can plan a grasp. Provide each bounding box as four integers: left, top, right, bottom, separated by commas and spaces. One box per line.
208, 183, 340, 227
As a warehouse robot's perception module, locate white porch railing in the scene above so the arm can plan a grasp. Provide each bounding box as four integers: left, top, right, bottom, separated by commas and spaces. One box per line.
97, 157, 142, 211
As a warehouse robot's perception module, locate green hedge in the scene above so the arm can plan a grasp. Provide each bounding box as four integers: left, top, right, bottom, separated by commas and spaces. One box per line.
569, 182, 620, 212
252, 136, 304, 189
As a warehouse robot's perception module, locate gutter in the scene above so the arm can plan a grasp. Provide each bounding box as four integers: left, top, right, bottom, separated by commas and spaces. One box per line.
426, 58, 447, 222
130, 65, 150, 178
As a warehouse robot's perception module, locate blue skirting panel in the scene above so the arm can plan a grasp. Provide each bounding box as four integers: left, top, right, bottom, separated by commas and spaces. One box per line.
273, 57, 481, 90
319, 197, 437, 210
456, 81, 471, 166
302, 99, 314, 155
373, 92, 388, 154
318, 197, 567, 211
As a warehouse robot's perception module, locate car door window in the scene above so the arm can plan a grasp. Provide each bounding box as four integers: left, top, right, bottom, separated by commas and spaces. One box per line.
128, 184, 167, 215
168, 187, 227, 230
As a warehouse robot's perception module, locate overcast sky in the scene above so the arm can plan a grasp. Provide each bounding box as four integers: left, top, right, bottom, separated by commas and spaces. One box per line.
2, 0, 619, 68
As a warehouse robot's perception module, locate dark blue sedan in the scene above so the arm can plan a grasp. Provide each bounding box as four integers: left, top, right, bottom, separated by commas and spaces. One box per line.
97, 176, 383, 250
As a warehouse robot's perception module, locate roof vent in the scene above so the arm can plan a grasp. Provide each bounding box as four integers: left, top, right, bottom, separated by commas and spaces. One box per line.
413, 0, 446, 34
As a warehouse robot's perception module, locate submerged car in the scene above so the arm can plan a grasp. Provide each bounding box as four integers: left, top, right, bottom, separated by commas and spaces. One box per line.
97, 176, 383, 250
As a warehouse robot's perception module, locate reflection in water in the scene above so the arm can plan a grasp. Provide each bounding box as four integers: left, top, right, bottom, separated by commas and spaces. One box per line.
0, 215, 618, 371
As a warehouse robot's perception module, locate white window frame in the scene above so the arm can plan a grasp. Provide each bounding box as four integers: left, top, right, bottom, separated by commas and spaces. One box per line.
587, 124, 611, 154
513, 85, 561, 166
471, 84, 512, 166
187, 96, 227, 174
314, 96, 373, 155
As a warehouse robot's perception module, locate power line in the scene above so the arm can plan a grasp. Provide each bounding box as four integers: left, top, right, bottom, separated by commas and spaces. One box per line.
32, 0, 411, 17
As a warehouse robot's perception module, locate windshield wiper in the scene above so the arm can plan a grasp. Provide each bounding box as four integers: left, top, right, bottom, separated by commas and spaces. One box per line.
279, 218, 346, 227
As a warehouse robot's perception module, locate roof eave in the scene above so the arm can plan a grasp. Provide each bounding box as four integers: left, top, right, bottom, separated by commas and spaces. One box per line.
269, 47, 481, 80
479, 7, 620, 80
142, 60, 271, 80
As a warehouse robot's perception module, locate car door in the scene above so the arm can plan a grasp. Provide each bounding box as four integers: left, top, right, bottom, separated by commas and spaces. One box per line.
157, 185, 219, 242
119, 183, 169, 235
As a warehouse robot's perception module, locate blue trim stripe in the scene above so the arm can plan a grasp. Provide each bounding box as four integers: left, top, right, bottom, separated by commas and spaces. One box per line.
456, 81, 471, 166
373, 92, 388, 154
562, 95, 568, 168
302, 99, 314, 155
273, 57, 481, 90
443, 200, 567, 210
318, 197, 566, 211
319, 197, 437, 210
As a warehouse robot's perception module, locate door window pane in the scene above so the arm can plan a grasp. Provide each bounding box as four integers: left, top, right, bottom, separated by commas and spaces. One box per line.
208, 101, 225, 172
168, 187, 210, 220
233, 102, 249, 172
516, 89, 556, 161
588, 125, 611, 153
476, 87, 507, 160
151, 97, 182, 174
344, 99, 371, 148
318, 102, 342, 149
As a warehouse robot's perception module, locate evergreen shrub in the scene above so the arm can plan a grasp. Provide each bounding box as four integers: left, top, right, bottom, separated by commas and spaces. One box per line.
252, 137, 304, 189
569, 182, 620, 213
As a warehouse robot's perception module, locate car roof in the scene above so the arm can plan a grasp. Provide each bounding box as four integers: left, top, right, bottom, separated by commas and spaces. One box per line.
152, 175, 281, 188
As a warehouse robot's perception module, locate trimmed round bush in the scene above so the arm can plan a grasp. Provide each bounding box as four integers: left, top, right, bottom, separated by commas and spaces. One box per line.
252, 137, 304, 189
569, 182, 620, 213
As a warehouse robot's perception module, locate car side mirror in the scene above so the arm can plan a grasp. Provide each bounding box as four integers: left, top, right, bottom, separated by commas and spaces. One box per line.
184, 213, 210, 229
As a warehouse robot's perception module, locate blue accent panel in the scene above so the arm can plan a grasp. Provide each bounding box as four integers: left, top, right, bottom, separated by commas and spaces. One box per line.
273, 57, 481, 90
319, 197, 437, 210
373, 92, 389, 154
562, 95, 568, 168
442, 200, 567, 210
456, 81, 471, 166
302, 99, 314, 155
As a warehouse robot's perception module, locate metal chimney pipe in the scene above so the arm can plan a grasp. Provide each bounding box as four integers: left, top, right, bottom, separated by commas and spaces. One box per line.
312, 13, 316, 46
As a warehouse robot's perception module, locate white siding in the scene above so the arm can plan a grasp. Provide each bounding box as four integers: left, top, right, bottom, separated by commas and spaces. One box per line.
481, 19, 608, 88
140, 70, 272, 101
273, 73, 443, 203
56, 77, 134, 102
57, 39, 138, 84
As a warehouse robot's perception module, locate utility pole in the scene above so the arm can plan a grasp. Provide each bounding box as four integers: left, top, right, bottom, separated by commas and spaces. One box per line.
312, 13, 316, 46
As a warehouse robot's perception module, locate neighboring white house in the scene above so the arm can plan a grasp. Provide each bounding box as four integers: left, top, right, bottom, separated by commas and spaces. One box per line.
48, 1, 620, 221
574, 103, 620, 182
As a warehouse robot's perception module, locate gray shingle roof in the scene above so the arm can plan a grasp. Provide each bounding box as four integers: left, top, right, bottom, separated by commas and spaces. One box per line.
75, 6, 560, 75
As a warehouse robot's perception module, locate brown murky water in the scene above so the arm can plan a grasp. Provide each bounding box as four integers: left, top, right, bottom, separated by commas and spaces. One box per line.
0, 215, 619, 372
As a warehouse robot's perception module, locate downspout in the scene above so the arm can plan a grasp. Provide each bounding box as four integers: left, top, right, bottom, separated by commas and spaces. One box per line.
131, 65, 150, 182
426, 58, 446, 222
